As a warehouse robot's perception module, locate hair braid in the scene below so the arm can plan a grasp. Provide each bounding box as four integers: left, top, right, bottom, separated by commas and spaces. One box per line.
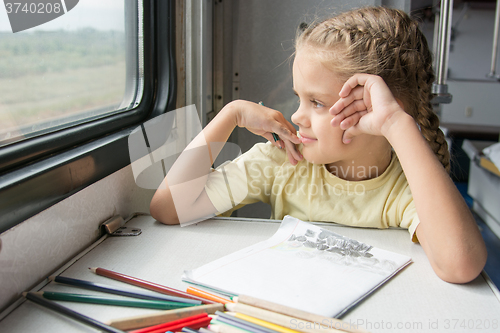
296, 6, 451, 173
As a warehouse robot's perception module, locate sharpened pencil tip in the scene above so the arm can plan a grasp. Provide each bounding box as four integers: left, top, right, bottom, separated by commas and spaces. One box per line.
47, 276, 55, 281
23, 291, 42, 297
224, 302, 235, 311
88, 267, 96, 273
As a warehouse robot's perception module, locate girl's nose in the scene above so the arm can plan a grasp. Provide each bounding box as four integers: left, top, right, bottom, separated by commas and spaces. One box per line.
291, 105, 308, 127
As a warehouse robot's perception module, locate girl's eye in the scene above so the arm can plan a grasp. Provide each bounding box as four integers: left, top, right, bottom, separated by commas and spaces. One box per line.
294, 95, 324, 108
311, 100, 324, 108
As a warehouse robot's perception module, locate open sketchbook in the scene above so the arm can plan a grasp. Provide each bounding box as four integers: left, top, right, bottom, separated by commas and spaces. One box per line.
182, 216, 411, 317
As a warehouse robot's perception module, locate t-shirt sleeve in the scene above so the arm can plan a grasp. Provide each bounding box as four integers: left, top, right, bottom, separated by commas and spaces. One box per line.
205, 142, 285, 216
398, 186, 421, 243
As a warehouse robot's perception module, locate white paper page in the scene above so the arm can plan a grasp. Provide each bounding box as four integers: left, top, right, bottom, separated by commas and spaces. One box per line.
183, 216, 411, 317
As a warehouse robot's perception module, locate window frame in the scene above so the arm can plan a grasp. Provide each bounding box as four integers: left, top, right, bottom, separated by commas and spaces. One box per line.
0, 0, 176, 234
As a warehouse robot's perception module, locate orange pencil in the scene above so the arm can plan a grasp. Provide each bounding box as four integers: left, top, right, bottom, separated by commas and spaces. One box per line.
186, 286, 233, 304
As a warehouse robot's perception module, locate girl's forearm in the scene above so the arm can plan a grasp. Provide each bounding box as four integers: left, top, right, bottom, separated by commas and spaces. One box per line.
383, 112, 487, 283
150, 102, 239, 224
150, 99, 300, 224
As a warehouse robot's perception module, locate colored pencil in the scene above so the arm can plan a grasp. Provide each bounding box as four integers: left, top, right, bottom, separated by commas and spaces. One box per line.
225, 303, 347, 333
199, 328, 214, 333
182, 327, 201, 333
235, 295, 367, 333
129, 313, 211, 333
49, 275, 200, 304
213, 312, 275, 333
198, 325, 213, 333
105, 303, 225, 330
210, 320, 251, 333
128, 313, 207, 333
213, 319, 257, 333
90, 267, 216, 304
187, 286, 233, 304
233, 312, 300, 333
208, 323, 250, 333
34, 291, 195, 310
24, 292, 126, 333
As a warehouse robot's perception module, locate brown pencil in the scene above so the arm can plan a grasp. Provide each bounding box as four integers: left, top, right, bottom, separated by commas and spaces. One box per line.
105, 303, 224, 330
89, 267, 216, 304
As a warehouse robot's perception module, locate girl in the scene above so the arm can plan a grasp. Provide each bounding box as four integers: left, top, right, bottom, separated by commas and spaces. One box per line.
150, 6, 487, 284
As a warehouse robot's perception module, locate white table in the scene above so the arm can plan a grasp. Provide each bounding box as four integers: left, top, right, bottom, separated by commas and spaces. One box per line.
0, 215, 499, 333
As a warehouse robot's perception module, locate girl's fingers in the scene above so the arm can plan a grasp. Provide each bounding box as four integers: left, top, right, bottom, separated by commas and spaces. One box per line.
342, 124, 363, 144
287, 151, 299, 165
331, 86, 365, 115
332, 75, 376, 116
332, 74, 402, 140
283, 139, 303, 165
339, 111, 367, 130
250, 102, 302, 163
263, 128, 302, 164
250, 113, 300, 146
275, 124, 301, 145
331, 99, 369, 127
341, 111, 369, 144
267, 133, 301, 165
279, 124, 303, 164
338, 73, 373, 97
263, 133, 282, 149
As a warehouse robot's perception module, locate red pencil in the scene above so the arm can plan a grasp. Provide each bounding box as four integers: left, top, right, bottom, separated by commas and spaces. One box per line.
129, 313, 211, 333
89, 267, 216, 304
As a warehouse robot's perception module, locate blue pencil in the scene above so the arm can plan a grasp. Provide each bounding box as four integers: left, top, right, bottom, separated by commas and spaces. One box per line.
214, 311, 278, 333
24, 292, 126, 333
182, 327, 201, 333
49, 276, 201, 305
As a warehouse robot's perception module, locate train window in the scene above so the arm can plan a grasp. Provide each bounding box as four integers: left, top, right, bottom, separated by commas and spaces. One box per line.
0, 0, 144, 147
0, 0, 176, 233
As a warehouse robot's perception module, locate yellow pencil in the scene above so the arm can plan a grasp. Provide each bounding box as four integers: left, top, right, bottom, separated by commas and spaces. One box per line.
233, 295, 368, 333
226, 302, 349, 333
233, 312, 300, 333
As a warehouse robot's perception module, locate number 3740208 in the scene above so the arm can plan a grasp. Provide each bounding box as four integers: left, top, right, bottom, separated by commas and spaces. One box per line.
443, 319, 498, 330
5, 2, 62, 14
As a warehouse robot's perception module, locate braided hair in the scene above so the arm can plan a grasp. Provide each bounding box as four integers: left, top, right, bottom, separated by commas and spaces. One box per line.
296, 6, 450, 172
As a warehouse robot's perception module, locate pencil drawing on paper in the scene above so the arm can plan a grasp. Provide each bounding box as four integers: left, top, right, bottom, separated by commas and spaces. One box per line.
275, 227, 397, 275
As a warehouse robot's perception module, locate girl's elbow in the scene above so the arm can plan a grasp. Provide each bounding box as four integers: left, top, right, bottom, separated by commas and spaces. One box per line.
150, 192, 179, 225
149, 197, 164, 223
436, 251, 487, 284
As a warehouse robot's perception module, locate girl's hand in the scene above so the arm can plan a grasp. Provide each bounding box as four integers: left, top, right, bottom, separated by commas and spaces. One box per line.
230, 100, 303, 164
329, 74, 407, 143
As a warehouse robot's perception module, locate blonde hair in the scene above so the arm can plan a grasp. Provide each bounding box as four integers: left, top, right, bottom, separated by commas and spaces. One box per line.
296, 6, 450, 173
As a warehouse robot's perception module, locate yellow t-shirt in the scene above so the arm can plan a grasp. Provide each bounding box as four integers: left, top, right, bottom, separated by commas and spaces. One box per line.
205, 142, 420, 241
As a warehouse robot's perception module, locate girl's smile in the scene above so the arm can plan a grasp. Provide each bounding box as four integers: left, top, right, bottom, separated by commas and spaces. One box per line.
298, 131, 317, 144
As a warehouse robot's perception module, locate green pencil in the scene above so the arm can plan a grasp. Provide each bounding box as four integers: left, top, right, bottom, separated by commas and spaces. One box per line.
35, 291, 197, 310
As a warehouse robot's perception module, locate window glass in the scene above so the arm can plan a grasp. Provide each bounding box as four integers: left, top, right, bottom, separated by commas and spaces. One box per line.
0, 0, 143, 147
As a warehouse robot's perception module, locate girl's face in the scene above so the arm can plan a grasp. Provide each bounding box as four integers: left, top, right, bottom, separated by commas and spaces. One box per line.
291, 49, 389, 171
